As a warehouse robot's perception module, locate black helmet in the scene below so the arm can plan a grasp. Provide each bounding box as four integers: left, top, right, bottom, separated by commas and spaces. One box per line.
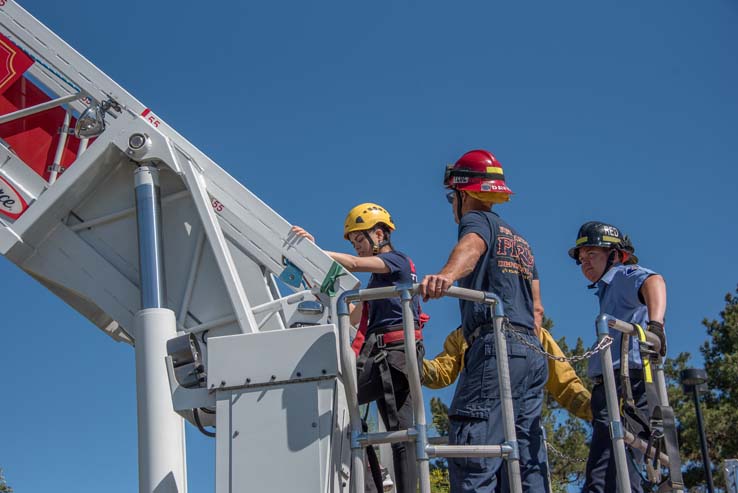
568, 221, 638, 265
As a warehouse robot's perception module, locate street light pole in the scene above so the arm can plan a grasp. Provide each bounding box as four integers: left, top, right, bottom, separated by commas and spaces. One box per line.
681, 368, 714, 493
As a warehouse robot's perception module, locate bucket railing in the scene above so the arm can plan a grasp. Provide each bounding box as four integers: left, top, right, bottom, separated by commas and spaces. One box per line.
596, 314, 685, 493
337, 283, 522, 493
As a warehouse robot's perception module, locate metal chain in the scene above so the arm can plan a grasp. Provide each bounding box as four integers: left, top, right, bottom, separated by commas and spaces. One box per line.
544, 439, 588, 464
503, 325, 614, 364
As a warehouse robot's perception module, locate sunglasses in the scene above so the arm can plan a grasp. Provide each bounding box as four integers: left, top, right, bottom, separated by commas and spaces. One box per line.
446, 191, 455, 204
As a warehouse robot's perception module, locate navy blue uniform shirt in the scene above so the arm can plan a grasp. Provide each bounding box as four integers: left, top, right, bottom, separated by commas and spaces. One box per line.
366, 250, 420, 333
457, 211, 537, 336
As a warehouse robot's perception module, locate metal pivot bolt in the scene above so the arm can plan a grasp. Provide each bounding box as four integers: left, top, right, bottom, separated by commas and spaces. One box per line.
129, 133, 147, 149
127, 133, 152, 160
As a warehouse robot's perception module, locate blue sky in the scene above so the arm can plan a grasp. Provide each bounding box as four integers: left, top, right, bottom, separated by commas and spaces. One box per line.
1, 1, 737, 491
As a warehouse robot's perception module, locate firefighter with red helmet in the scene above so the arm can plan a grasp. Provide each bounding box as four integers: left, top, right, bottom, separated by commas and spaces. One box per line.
420, 149, 549, 492
569, 222, 667, 493
292, 204, 424, 493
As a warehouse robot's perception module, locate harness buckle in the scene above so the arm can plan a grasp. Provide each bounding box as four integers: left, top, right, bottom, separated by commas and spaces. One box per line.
376, 333, 386, 349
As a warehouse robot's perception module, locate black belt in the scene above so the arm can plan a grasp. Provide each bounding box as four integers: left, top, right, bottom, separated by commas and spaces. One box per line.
468, 322, 535, 345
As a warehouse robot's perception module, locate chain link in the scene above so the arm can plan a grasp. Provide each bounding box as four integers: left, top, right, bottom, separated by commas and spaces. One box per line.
503, 325, 614, 364
544, 439, 589, 464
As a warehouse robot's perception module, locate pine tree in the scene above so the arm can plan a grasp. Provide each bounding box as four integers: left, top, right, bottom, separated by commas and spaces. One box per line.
663, 286, 738, 490
429, 397, 451, 493
430, 397, 450, 438
0, 468, 12, 493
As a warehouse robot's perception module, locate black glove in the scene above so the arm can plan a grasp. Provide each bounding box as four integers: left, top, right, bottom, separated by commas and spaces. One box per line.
647, 320, 667, 357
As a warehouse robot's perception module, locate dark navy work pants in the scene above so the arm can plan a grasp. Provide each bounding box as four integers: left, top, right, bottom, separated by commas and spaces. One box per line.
448, 330, 548, 493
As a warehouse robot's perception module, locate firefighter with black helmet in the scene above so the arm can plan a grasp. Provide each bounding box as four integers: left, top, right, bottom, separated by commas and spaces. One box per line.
292, 204, 425, 493
569, 221, 667, 493
420, 149, 549, 492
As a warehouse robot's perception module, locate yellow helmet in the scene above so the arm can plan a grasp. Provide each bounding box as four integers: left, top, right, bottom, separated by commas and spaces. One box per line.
343, 203, 395, 239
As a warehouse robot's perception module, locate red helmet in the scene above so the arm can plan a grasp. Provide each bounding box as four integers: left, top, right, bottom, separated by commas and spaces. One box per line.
443, 149, 513, 195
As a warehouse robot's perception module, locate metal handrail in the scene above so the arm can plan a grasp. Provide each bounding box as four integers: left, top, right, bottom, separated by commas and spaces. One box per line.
595, 313, 633, 493
337, 283, 521, 493
608, 317, 662, 355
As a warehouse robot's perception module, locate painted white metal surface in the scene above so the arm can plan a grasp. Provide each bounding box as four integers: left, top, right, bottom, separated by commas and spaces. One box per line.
134, 308, 186, 493
0, 2, 359, 492
0, 3, 359, 349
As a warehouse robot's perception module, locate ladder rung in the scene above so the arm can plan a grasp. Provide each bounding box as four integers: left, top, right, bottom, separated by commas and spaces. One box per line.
426, 444, 512, 458
359, 429, 416, 446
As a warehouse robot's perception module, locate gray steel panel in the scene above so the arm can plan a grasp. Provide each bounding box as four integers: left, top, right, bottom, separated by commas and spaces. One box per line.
216, 381, 334, 493
207, 324, 338, 389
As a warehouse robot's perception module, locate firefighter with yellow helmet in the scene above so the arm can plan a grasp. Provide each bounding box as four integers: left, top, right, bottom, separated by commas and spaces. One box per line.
292, 204, 425, 493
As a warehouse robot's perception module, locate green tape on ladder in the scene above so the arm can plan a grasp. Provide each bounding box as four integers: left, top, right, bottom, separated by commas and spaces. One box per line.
320, 262, 346, 296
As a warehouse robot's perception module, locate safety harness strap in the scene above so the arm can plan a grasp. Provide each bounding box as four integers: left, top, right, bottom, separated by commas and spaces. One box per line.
620, 326, 684, 491
621, 333, 634, 405
356, 331, 402, 430
653, 406, 685, 491
620, 332, 652, 439
362, 418, 384, 492
634, 324, 653, 383
376, 348, 400, 430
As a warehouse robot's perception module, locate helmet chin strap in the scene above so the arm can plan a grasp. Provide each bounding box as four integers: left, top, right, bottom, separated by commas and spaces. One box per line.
362, 230, 377, 254
455, 189, 463, 222
588, 250, 617, 289
363, 229, 391, 255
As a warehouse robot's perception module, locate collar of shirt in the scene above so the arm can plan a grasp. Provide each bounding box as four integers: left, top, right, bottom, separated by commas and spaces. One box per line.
594, 263, 623, 296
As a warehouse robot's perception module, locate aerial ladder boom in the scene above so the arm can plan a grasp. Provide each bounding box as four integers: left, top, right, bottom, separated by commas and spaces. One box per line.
0, 2, 359, 492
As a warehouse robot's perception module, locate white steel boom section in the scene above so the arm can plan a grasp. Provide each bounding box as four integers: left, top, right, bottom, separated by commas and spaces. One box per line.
0, 4, 361, 492
0, 1, 359, 342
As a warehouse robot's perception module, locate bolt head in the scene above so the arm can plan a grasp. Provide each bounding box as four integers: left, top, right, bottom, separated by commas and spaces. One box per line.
128, 133, 147, 150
